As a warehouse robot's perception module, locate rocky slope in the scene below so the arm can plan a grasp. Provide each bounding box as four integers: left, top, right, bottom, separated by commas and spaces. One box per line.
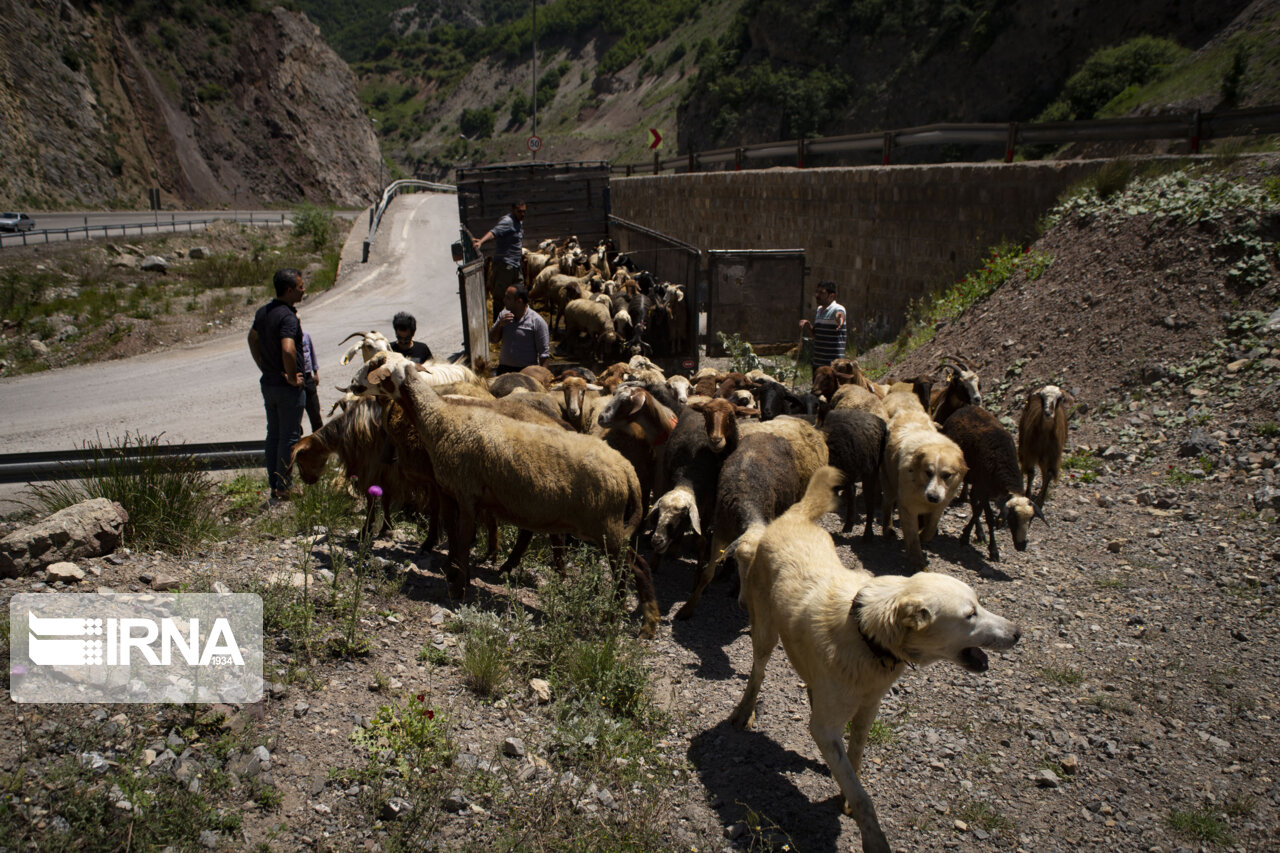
0, 2, 379, 209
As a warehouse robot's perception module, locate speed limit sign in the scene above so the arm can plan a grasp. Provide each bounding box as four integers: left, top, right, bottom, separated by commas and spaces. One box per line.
527, 135, 542, 153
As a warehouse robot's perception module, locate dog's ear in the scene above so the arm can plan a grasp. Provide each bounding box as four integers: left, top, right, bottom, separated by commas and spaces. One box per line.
896, 596, 934, 632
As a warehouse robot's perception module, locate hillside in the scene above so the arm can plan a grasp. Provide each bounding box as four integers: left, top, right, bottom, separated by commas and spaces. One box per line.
298, 0, 1274, 180
0, 1, 379, 209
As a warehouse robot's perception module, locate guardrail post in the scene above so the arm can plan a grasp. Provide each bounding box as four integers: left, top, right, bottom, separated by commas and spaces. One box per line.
626, 164, 633, 177
362, 240, 370, 263
1190, 110, 1202, 153
797, 137, 806, 169
688, 150, 695, 173
882, 132, 894, 165
735, 148, 743, 171
653, 150, 661, 174
1005, 123, 1018, 162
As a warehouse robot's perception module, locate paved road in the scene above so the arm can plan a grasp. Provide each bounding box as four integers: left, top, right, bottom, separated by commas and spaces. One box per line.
0, 210, 361, 249
0, 193, 462, 508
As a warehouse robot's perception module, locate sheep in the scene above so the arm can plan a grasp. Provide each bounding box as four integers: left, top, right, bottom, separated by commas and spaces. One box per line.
290, 397, 424, 540
679, 416, 829, 619
488, 372, 545, 398
716, 372, 760, 400
665, 284, 690, 354
751, 378, 808, 422
1018, 385, 1074, 506
824, 384, 887, 423
942, 404, 1045, 561
498, 389, 573, 427
345, 352, 660, 637
647, 407, 726, 585
687, 396, 759, 454
563, 297, 618, 362
339, 330, 391, 365
596, 384, 680, 516
519, 364, 555, 390
667, 374, 692, 408
553, 375, 606, 433
691, 367, 724, 398
820, 408, 888, 540
929, 355, 982, 424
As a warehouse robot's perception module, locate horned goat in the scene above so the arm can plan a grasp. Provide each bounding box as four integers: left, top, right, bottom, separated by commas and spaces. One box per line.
1018, 385, 1073, 506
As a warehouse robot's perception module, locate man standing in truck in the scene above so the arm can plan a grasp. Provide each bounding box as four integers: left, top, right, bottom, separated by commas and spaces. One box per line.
473, 200, 526, 310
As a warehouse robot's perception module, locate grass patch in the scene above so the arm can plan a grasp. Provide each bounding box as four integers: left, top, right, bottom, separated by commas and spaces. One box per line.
1039, 665, 1084, 686
1166, 806, 1233, 845
891, 243, 1052, 359
954, 799, 1016, 835
867, 718, 897, 745
1255, 421, 1279, 438
1062, 448, 1102, 483
25, 432, 220, 552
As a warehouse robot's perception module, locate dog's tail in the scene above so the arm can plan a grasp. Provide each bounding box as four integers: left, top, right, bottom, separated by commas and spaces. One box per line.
791, 465, 846, 524
720, 522, 767, 608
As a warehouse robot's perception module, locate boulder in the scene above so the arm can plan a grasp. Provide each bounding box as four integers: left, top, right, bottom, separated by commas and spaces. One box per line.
45, 562, 86, 583
0, 498, 128, 577
1178, 429, 1219, 458
188, 246, 210, 260
140, 256, 168, 273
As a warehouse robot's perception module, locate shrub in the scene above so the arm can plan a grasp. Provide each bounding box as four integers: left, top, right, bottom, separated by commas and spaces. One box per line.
26, 432, 220, 552
1038, 36, 1189, 121
292, 202, 335, 252
459, 107, 495, 140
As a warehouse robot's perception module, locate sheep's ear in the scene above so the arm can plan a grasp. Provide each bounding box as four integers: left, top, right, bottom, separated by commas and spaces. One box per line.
734, 405, 759, 418
586, 383, 603, 392
367, 362, 394, 386
688, 500, 702, 536
895, 596, 934, 632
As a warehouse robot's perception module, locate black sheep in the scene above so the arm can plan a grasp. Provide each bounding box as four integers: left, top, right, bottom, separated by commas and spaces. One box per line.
752, 379, 808, 422
819, 408, 887, 540
648, 408, 725, 582
941, 404, 1044, 561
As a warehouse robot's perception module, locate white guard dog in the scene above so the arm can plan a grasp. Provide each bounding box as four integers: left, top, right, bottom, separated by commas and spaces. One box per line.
731, 466, 1021, 853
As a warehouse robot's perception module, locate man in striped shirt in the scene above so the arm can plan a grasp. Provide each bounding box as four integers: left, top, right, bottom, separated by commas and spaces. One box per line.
800, 280, 847, 368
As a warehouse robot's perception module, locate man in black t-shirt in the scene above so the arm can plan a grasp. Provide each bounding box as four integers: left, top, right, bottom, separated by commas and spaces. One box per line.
390, 311, 433, 363
248, 268, 307, 501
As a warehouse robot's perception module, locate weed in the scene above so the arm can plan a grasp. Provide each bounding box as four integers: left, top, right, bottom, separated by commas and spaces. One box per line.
1094, 574, 1131, 589
867, 718, 897, 745
25, 432, 219, 552
1166, 807, 1233, 844
1224, 793, 1256, 818
1164, 465, 1198, 486
717, 330, 765, 374
418, 645, 450, 666
1255, 421, 1280, 438
292, 203, 337, 253
1039, 665, 1084, 686
455, 607, 514, 696
955, 799, 1016, 834
1063, 448, 1102, 483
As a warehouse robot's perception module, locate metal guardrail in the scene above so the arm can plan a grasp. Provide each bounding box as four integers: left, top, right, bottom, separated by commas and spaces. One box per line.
613, 105, 1280, 174
0, 213, 290, 249
0, 441, 263, 485
362, 179, 458, 262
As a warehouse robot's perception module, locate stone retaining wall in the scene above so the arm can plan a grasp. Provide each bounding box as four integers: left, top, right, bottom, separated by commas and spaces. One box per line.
611, 161, 1105, 339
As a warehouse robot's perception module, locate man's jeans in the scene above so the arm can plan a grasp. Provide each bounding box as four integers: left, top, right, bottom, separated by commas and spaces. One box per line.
262, 382, 306, 492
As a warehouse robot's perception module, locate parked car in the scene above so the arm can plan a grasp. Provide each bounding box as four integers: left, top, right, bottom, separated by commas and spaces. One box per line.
0, 212, 36, 232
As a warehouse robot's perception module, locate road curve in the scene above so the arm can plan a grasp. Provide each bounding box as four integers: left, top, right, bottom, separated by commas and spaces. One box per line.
0, 193, 463, 456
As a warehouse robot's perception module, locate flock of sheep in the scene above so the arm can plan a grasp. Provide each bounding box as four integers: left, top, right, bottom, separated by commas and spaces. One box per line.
523, 236, 690, 362
288, 328, 1073, 638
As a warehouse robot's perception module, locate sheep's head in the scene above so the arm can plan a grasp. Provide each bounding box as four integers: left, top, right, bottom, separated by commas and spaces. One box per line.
999, 494, 1043, 551
1035, 385, 1065, 419
940, 356, 982, 408
648, 486, 700, 553
344, 351, 417, 400
689, 397, 757, 453
598, 385, 647, 428
667, 375, 691, 407
339, 330, 391, 365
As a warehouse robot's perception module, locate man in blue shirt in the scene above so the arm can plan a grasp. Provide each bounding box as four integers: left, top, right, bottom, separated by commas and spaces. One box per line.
300, 330, 322, 433
248, 268, 307, 501
473, 201, 526, 308
488, 284, 550, 375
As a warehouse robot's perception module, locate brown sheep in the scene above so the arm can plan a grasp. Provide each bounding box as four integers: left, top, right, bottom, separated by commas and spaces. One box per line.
1018, 385, 1073, 506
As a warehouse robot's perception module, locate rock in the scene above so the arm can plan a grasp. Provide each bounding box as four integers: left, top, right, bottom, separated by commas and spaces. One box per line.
1031, 768, 1060, 788
312, 802, 331, 815
199, 830, 219, 849
444, 789, 469, 812
1226, 358, 1251, 373
140, 255, 168, 273
381, 797, 413, 821
1061, 754, 1080, 775
1101, 446, 1126, 460
149, 574, 181, 591
1106, 539, 1126, 554
110, 255, 137, 269
45, 561, 85, 583
1141, 363, 1170, 384
213, 581, 232, 595
0, 498, 128, 577
529, 678, 552, 704
189, 246, 210, 259
1179, 430, 1219, 458
294, 702, 310, 718
1253, 486, 1280, 512
502, 737, 526, 758
1267, 306, 1280, 334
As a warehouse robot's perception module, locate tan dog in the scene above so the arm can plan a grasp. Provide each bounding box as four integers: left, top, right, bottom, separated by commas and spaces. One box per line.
731, 466, 1020, 853
880, 393, 967, 570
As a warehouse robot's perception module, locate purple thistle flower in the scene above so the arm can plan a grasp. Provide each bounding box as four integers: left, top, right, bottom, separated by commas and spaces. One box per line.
368, 485, 383, 498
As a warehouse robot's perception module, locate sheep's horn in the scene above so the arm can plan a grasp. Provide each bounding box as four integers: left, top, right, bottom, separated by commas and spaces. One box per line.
338, 331, 370, 346
942, 354, 975, 371
1033, 502, 1048, 527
